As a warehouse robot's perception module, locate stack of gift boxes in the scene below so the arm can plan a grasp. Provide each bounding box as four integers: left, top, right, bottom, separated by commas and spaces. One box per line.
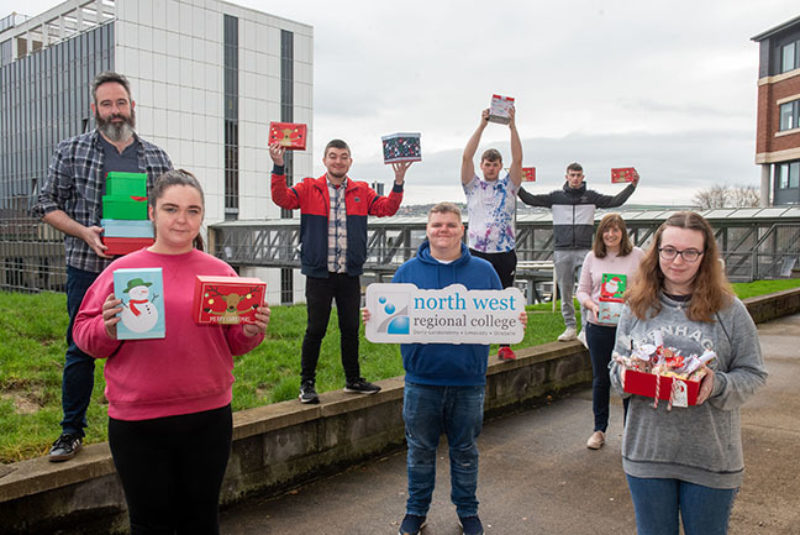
101, 172, 154, 256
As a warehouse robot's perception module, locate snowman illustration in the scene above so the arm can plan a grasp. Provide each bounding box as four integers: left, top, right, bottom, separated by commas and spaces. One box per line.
120, 277, 160, 333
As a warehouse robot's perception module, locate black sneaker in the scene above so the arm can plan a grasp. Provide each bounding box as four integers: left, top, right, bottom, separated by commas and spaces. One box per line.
298, 380, 319, 404
398, 514, 427, 535
459, 515, 484, 535
344, 378, 381, 395
48, 433, 82, 462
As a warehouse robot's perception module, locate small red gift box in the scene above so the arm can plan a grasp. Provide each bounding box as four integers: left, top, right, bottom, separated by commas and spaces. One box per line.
624, 369, 700, 406
103, 237, 154, 256
611, 167, 637, 183
193, 276, 266, 325
268, 122, 307, 150
522, 167, 536, 182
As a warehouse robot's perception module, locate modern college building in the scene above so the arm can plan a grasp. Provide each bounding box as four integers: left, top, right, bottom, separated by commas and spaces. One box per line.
753, 15, 800, 206
0, 0, 312, 302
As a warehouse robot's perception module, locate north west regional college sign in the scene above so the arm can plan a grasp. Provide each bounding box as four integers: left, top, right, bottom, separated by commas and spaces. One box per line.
365, 284, 525, 344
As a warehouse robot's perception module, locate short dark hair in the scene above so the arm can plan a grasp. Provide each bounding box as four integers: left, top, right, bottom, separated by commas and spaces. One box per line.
429, 202, 462, 222
92, 71, 132, 103
150, 169, 205, 251
481, 149, 502, 164
566, 162, 583, 172
324, 139, 351, 156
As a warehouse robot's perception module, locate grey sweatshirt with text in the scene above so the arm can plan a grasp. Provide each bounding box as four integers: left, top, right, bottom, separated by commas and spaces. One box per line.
609, 294, 768, 489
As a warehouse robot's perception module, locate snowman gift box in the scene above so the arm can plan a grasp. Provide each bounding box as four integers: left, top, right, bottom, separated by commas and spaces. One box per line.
192, 276, 266, 325
113, 268, 165, 340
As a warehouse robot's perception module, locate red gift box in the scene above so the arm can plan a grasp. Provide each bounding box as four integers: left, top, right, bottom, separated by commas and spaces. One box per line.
268, 122, 307, 150
103, 237, 154, 256
193, 276, 266, 325
522, 167, 536, 182
624, 368, 700, 406
611, 167, 637, 183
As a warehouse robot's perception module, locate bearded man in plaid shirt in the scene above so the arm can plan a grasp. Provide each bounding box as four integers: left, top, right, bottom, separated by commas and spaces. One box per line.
33, 71, 172, 461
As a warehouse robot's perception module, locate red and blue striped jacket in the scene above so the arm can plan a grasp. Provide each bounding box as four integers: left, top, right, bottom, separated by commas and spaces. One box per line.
271, 171, 403, 277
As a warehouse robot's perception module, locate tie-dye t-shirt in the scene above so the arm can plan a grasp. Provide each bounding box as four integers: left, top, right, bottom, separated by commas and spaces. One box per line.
463, 173, 519, 253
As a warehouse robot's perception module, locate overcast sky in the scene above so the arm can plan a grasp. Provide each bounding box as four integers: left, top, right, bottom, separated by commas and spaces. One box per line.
16, 0, 800, 205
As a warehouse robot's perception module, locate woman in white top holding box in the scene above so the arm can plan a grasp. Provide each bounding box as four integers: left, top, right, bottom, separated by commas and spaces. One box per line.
576, 213, 644, 450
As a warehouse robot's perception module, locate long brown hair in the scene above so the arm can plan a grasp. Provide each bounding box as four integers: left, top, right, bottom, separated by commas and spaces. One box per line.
592, 213, 633, 258
149, 169, 205, 251
626, 211, 733, 322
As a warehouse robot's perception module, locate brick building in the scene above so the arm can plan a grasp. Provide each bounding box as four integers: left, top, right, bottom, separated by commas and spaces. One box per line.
753, 15, 800, 206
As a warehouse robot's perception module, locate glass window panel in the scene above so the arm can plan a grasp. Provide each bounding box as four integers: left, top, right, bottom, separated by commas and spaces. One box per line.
782, 42, 797, 73
790, 162, 800, 189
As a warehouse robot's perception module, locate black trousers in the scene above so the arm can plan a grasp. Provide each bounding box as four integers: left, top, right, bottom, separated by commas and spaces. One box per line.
468, 248, 517, 289
301, 272, 361, 383
108, 405, 233, 535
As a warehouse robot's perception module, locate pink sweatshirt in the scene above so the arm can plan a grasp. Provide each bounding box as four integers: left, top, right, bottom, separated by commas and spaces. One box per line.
73, 248, 264, 421
576, 247, 645, 326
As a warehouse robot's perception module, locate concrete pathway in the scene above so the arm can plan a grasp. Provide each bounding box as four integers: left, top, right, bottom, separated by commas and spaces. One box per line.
220, 314, 800, 534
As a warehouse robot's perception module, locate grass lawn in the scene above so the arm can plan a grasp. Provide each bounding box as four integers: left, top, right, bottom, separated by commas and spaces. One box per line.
1, 278, 798, 463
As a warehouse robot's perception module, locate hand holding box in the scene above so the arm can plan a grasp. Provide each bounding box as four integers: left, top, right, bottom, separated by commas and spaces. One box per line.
611, 167, 638, 183
193, 276, 266, 325
268, 122, 307, 150
488, 94, 514, 124
381, 132, 421, 163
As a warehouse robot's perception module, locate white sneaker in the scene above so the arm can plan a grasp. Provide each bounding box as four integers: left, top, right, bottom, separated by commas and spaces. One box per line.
587, 430, 605, 450
558, 327, 577, 342
577, 329, 588, 348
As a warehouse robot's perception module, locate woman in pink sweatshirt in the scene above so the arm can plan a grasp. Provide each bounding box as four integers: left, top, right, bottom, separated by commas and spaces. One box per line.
73, 170, 269, 534
576, 213, 644, 450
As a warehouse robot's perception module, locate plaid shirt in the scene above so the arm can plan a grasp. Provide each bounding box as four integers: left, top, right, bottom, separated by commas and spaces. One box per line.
32, 130, 172, 273
327, 178, 348, 273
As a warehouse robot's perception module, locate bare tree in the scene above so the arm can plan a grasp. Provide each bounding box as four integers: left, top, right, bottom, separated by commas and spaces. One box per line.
692, 184, 760, 209
693, 185, 729, 209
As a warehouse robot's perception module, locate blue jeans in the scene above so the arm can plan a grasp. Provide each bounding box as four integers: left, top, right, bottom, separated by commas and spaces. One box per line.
626, 475, 738, 535
61, 266, 100, 437
403, 383, 485, 518
586, 323, 616, 432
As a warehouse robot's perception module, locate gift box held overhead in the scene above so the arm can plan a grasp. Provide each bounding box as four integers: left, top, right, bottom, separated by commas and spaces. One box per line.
488, 94, 514, 124
268, 122, 307, 150
522, 167, 536, 182
193, 276, 266, 325
101, 172, 154, 255
381, 132, 421, 163
611, 167, 637, 183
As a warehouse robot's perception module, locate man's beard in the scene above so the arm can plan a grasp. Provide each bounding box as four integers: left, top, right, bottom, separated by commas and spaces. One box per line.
96, 109, 136, 143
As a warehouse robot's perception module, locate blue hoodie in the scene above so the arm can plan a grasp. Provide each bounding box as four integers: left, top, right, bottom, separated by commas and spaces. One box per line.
392, 241, 502, 386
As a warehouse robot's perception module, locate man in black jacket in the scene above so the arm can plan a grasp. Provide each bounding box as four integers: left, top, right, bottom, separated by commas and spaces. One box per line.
517, 163, 638, 341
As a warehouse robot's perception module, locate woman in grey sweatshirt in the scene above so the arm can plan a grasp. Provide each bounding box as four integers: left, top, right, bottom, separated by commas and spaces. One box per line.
609, 211, 767, 535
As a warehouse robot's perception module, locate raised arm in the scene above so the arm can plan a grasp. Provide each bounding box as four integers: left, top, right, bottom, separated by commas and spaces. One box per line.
461, 109, 490, 185
508, 106, 523, 187
269, 142, 301, 210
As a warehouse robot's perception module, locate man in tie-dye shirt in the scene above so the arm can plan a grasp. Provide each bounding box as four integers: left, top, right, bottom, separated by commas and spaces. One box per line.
461, 106, 523, 360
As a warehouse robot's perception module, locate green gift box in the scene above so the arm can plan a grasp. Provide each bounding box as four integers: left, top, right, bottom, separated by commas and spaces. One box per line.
106, 172, 147, 197
102, 195, 148, 220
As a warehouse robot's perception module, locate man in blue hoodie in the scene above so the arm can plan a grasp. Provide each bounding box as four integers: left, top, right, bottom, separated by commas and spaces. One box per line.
388, 202, 525, 535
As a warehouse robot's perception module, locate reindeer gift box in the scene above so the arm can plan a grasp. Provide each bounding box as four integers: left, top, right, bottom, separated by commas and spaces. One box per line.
192, 276, 266, 325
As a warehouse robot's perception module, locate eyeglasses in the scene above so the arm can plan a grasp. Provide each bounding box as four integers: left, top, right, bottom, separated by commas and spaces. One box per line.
659, 246, 703, 263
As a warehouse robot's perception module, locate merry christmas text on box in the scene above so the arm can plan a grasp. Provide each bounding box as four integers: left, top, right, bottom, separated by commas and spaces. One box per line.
193, 276, 266, 325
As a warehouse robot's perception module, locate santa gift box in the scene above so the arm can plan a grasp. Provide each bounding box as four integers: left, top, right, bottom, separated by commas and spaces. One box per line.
488, 94, 514, 124
193, 276, 266, 325
113, 268, 165, 340
624, 369, 701, 407
611, 167, 638, 183
522, 167, 536, 182
268, 121, 307, 150
381, 132, 422, 163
